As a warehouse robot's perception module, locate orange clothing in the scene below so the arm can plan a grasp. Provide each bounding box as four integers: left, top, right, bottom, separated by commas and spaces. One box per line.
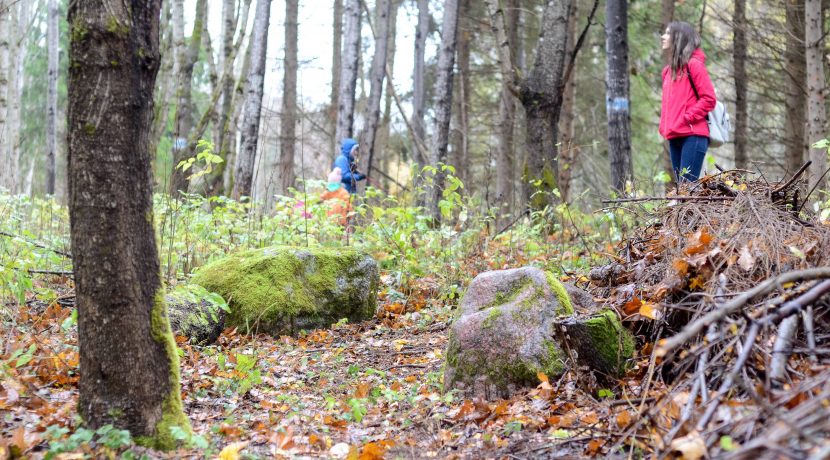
320, 187, 351, 225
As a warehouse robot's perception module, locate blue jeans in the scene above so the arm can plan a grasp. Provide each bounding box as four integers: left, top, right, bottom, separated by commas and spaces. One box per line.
668, 135, 709, 182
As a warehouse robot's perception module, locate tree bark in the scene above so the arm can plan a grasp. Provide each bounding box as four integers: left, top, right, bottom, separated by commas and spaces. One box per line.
233, 0, 272, 199
785, 0, 807, 176
660, 0, 675, 189
67, 0, 189, 446
0, 3, 8, 190
733, 0, 749, 169
451, 0, 471, 189
330, 0, 343, 153
411, 0, 429, 166
429, 0, 460, 222
337, 0, 362, 143
168, 0, 207, 195
277, 0, 298, 195
495, 0, 521, 214
149, 0, 175, 178
361, 0, 393, 182
805, 0, 827, 192
606, 0, 632, 193
4, 0, 30, 193
46, 0, 58, 195
558, 0, 577, 203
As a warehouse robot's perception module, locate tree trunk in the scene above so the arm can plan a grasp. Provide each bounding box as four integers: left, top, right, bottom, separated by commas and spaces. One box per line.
361, 0, 392, 182
67, 0, 190, 447
377, 0, 401, 190
168, 0, 207, 195
451, 0, 471, 189
150, 0, 175, 178
429, 0, 460, 222
277, 0, 298, 195
411, 0, 429, 166
330, 0, 343, 153
558, 0, 576, 203
520, 0, 571, 209
0, 4, 8, 191
606, 0, 632, 194
337, 0, 361, 143
785, 0, 807, 175
6, 0, 30, 193
46, 0, 58, 195
233, 0, 272, 199
806, 0, 827, 192
733, 0, 749, 169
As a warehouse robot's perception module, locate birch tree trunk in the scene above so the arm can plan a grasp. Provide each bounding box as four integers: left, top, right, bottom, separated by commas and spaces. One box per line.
805, 0, 827, 192
558, 0, 577, 203
361, 0, 392, 182
330, 0, 343, 153
785, 0, 807, 175
67, 0, 190, 446
336, 0, 361, 143
150, 0, 175, 173
411, 0, 429, 166
429, 0, 460, 222
6, 0, 30, 193
168, 0, 207, 195
733, 0, 748, 169
277, 0, 298, 194
0, 3, 8, 190
45, 0, 59, 195
377, 0, 400, 187
233, 0, 272, 199
606, 0, 632, 193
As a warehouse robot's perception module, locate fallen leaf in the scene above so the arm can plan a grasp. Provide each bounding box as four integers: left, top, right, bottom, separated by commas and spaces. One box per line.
738, 245, 755, 271
615, 410, 632, 428
670, 431, 707, 460
639, 302, 661, 320
218, 441, 249, 460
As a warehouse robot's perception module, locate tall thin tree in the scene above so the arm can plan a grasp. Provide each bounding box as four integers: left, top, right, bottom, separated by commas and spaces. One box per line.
46, 0, 59, 195
361, 0, 393, 182
67, 0, 190, 447
805, 0, 827, 192
605, 0, 632, 193
336, 0, 361, 143
411, 0, 429, 167
733, 0, 748, 169
278, 0, 298, 194
233, 0, 273, 199
330, 0, 343, 153
429, 0, 460, 221
785, 0, 807, 175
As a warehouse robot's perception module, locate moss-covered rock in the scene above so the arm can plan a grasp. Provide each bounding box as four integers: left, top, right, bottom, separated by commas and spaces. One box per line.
561, 309, 635, 377
191, 246, 379, 336
166, 285, 227, 345
444, 267, 572, 399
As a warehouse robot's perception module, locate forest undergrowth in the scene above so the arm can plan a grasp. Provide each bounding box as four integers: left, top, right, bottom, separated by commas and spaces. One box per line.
2, 172, 830, 459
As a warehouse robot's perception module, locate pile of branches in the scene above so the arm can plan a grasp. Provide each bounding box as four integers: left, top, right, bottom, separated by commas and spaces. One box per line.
592, 166, 830, 458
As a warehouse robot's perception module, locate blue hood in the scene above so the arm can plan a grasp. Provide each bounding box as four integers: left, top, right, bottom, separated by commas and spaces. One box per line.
340, 138, 358, 162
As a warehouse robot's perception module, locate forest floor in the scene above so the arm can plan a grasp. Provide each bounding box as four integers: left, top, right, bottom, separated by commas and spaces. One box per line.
2, 274, 655, 459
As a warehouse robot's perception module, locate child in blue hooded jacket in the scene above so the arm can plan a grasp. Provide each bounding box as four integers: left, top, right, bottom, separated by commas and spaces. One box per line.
333, 138, 366, 194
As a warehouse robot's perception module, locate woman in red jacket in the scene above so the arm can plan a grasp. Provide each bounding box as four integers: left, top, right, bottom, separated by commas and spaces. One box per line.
659, 21, 716, 182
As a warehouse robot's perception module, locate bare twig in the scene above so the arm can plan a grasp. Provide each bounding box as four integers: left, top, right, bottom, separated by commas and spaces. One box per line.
602, 195, 734, 204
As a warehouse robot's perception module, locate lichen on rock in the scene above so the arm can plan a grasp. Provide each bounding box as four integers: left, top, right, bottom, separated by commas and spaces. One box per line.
444, 267, 572, 399
166, 284, 227, 346
191, 246, 379, 336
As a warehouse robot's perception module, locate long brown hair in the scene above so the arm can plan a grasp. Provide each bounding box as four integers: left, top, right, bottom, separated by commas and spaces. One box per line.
666, 21, 701, 79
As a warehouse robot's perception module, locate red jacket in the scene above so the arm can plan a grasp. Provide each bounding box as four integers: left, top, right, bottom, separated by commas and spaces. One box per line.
659, 48, 716, 140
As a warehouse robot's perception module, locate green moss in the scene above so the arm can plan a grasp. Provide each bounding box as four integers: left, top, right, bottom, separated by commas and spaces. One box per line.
583, 310, 635, 375
545, 272, 573, 316
70, 18, 88, 42
106, 16, 130, 35
191, 247, 377, 335
83, 123, 96, 136
482, 307, 503, 329
135, 289, 191, 450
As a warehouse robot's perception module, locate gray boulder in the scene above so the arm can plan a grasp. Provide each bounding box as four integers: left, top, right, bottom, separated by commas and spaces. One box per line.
444, 267, 574, 399
166, 285, 227, 345
444, 267, 636, 399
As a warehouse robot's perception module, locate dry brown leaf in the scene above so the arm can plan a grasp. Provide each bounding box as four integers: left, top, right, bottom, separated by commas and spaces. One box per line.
670, 431, 707, 460
738, 245, 755, 271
